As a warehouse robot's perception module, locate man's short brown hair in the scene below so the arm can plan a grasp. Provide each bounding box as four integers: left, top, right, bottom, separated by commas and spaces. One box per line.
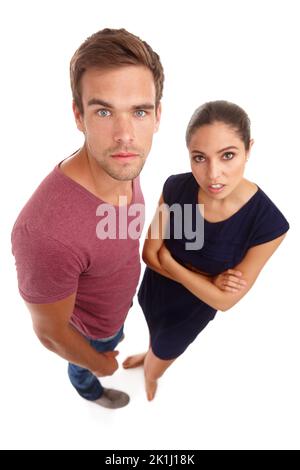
70, 28, 164, 114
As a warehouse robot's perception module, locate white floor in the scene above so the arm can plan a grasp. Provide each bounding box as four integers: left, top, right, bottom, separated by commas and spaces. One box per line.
2, 252, 300, 450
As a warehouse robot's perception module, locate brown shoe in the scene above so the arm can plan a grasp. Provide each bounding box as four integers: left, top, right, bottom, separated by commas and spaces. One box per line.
93, 388, 130, 409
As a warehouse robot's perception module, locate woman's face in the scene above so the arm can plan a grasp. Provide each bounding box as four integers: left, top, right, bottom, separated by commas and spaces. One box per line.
188, 121, 252, 199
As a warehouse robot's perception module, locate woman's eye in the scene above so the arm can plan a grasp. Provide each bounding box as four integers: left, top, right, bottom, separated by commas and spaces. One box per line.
97, 109, 111, 117
223, 152, 234, 160
135, 110, 147, 118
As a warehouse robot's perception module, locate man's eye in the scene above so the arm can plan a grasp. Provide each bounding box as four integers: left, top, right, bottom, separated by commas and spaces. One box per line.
193, 155, 205, 163
97, 109, 111, 117
135, 110, 147, 118
223, 152, 234, 160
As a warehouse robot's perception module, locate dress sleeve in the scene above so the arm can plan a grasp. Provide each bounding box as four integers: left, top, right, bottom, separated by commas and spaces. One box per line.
248, 198, 290, 248
162, 175, 176, 205
11, 226, 82, 303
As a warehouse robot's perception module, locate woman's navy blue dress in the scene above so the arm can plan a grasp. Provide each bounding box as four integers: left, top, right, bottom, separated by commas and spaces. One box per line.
138, 173, 290, 360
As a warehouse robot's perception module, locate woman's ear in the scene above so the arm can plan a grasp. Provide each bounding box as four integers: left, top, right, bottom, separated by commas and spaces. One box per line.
246, 139, 254, 161
249, 138, 254, 150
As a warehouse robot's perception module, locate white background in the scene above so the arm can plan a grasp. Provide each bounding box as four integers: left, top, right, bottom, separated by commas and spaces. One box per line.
0, 0, 299, 450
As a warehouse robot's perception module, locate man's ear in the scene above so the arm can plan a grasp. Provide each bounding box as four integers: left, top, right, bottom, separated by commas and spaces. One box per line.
154, 102, 162, 133
72, 101, 84, 133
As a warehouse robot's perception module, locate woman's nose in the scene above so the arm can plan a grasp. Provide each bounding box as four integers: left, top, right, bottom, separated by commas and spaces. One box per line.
208, 162, 222, 180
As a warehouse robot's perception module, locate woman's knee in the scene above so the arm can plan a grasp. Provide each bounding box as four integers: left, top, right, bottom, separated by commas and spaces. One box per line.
144, 349, 175, 381
144, 364, 162, 382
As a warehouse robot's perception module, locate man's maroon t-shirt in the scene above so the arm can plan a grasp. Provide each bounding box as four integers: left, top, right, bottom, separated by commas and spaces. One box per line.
11, 160, 145, 339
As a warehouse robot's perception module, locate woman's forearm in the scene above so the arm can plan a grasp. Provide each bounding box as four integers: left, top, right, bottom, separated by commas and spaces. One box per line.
159, 250, 235, 311
168, 261, 226, 310
142, 252, 178, 282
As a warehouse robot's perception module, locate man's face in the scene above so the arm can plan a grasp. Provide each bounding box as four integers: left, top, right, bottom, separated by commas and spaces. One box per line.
73, 65, 161, 181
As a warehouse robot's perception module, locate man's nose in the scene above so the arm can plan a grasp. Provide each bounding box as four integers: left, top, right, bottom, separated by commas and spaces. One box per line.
113, 116, 135, 144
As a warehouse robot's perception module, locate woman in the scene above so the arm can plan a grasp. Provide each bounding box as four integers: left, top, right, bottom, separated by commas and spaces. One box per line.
123, 100, 290, 400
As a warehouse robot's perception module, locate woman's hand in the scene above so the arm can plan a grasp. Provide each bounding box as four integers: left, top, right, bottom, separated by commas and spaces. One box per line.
158, 247, 246, 294
212, 269, 247, 293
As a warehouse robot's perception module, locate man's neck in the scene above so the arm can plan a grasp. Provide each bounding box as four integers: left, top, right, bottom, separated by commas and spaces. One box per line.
59, 147, 133, 206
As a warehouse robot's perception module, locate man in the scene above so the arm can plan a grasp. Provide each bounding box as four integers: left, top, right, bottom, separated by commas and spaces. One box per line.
11, 28, 163, 409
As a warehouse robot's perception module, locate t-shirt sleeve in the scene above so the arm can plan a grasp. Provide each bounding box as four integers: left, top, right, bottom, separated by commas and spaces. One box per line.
248, 199, 290, 248
11, 226, 82, 303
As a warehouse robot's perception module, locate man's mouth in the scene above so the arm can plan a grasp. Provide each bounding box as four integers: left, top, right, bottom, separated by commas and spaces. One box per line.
111, 152, 139, 159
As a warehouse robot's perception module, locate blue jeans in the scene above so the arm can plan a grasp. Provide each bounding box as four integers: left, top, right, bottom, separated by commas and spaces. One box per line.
68, 326, 124, 401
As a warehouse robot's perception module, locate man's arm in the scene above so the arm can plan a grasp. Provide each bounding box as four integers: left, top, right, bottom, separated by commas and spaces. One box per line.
26, 293, 118, 377
158, 233, 287, 311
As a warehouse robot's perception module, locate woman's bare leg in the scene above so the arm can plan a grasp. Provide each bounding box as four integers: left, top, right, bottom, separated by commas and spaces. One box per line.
122, 352, 147, 369
123, 341, 177, 400
144, 347, 176, 401
122, 336, 151, 369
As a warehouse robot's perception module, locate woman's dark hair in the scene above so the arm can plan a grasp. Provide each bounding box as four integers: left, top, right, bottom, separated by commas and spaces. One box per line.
186, 100, 251, 150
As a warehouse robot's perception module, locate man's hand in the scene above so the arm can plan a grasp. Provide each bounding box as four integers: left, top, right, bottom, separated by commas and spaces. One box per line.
212, 269, 247, 293
93, 350, 119, 377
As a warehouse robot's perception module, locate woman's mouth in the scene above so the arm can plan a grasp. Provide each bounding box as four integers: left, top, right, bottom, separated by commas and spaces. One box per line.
208, 184, 225, 194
